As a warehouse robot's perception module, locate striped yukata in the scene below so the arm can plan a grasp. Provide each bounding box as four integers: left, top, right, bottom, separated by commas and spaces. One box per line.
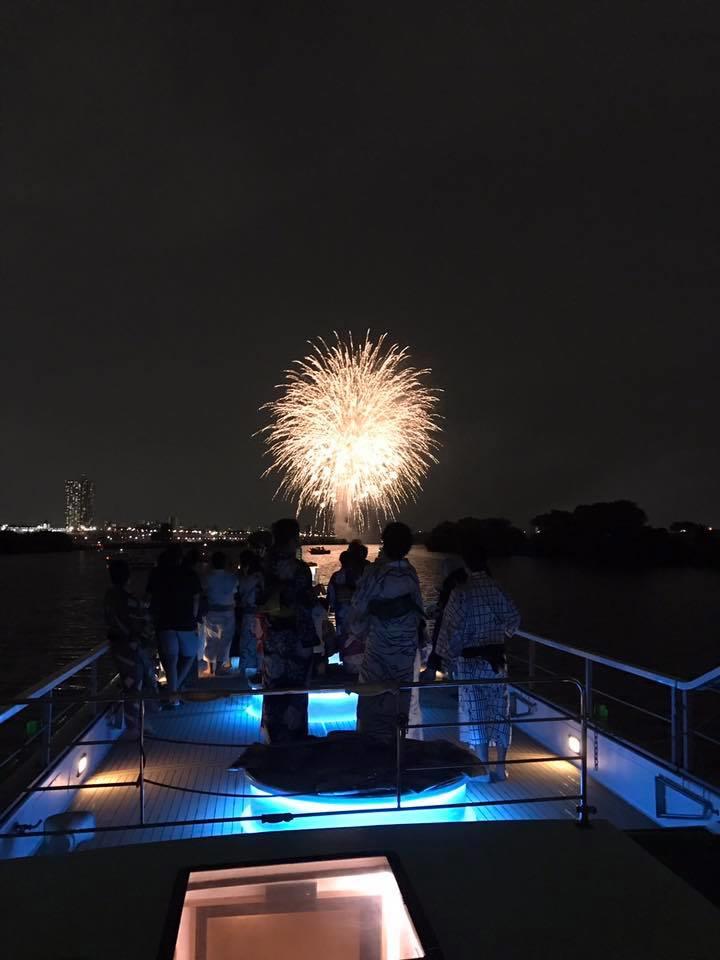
436, 572, 521, 750
351, 556, 424, 742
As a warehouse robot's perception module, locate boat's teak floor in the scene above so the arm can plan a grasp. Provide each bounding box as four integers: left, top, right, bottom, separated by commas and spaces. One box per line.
70, 684, 651, 850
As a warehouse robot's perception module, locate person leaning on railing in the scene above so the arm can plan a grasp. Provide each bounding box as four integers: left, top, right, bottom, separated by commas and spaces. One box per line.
104, 558, 157, 734
436, 542, 520, 782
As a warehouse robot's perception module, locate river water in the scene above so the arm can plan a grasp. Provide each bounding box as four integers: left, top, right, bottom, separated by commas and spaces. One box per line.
2, 546, 719, 697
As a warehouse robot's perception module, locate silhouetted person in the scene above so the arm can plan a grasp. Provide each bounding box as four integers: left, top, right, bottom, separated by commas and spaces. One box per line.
424, 561, 469, 677
203, 551, 238, 675
352, 522, 424, 741
327, 550, 360, 671
257, 518, 315, 742
182, 547, 207, 674
104, 558, 154, 731
311, 595, 336, 676
146, 545, 201, 708
347, 539, 371, 571
236, 550, 263, 680
436, 542, 520, 781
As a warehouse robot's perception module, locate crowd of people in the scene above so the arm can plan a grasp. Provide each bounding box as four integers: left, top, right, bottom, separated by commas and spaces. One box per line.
103, 518, 521, 778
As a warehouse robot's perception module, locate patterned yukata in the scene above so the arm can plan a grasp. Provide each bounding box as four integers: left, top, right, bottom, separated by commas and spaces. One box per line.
258, 548, 316, 743
352, 556, 424, 742
436, 572, 521, 750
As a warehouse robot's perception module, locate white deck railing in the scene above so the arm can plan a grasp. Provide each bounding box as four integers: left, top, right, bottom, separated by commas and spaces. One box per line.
1, 631, 719, 786
513, 629, 720, 776
0, 675, 589, 851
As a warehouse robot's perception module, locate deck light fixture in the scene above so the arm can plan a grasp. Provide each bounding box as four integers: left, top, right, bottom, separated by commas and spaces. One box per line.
567, 735, 581, 755
76, 753, 88, 777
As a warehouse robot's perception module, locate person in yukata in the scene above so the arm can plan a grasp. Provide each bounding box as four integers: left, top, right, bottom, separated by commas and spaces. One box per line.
181, 548, 207, 678
423, 560, 468, 680
436, 541, 520, 781
352, 522, 425, 742
258, 518, 316, 743
327, 550, 361, 671
203, 551, 238, 675
235, 550, 264, 680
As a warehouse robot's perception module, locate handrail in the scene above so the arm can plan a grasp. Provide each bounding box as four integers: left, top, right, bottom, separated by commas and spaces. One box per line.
678, 665, 720, 693
516, 629, 720, 692
0, 674, 591, 840
0, 642, 109, 727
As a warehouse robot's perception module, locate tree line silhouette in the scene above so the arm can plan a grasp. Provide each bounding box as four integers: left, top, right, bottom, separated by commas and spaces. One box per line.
424, 501, 720, 568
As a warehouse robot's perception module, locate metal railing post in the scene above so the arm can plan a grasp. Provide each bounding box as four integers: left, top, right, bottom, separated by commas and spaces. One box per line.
395, 688, 402, 811
577, 683, 590, 827
670, 687, 678, 767
681, 690, 691, 773
138, 696, 146, 825
42, 692, 53, 768
584, 659, 593, 722
89, 661, 98, 718
528, 639, 536, 690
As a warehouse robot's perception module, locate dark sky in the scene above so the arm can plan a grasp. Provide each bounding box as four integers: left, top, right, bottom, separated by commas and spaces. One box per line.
2, 2, 719, 530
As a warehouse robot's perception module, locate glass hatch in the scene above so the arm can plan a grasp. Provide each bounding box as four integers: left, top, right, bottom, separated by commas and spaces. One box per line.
173, 855, 428, 960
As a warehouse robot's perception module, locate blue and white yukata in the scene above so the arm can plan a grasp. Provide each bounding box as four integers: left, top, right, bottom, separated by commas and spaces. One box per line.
352, 556, 425, 742
437, 572, 520, 750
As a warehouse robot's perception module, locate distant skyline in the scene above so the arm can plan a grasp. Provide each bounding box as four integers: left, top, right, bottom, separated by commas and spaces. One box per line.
3, 5, 719, 530
1, 475, 714, 533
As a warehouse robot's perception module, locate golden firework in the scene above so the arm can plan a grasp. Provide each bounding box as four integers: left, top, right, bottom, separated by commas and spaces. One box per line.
260, 333, 441, 537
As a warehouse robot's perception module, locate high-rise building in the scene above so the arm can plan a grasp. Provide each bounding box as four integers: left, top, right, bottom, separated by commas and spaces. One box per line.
64, 476, 96, 530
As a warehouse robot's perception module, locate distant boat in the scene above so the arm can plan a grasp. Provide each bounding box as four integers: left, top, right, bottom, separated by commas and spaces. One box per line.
309, 546, 331, 555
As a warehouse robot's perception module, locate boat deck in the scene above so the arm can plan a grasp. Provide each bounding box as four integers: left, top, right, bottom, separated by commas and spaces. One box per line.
70, 682, 651, 851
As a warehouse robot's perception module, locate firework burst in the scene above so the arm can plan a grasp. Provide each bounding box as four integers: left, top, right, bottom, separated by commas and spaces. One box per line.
259, 333, 441, 537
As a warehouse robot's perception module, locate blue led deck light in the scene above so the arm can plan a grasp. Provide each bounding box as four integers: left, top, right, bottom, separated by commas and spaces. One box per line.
243, 690, 359, 725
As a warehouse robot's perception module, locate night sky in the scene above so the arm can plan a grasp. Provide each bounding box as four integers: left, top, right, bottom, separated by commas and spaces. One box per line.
3, 2, 719, 530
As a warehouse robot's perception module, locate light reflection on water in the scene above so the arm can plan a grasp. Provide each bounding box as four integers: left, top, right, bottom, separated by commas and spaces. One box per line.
1, 546, 720, 696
